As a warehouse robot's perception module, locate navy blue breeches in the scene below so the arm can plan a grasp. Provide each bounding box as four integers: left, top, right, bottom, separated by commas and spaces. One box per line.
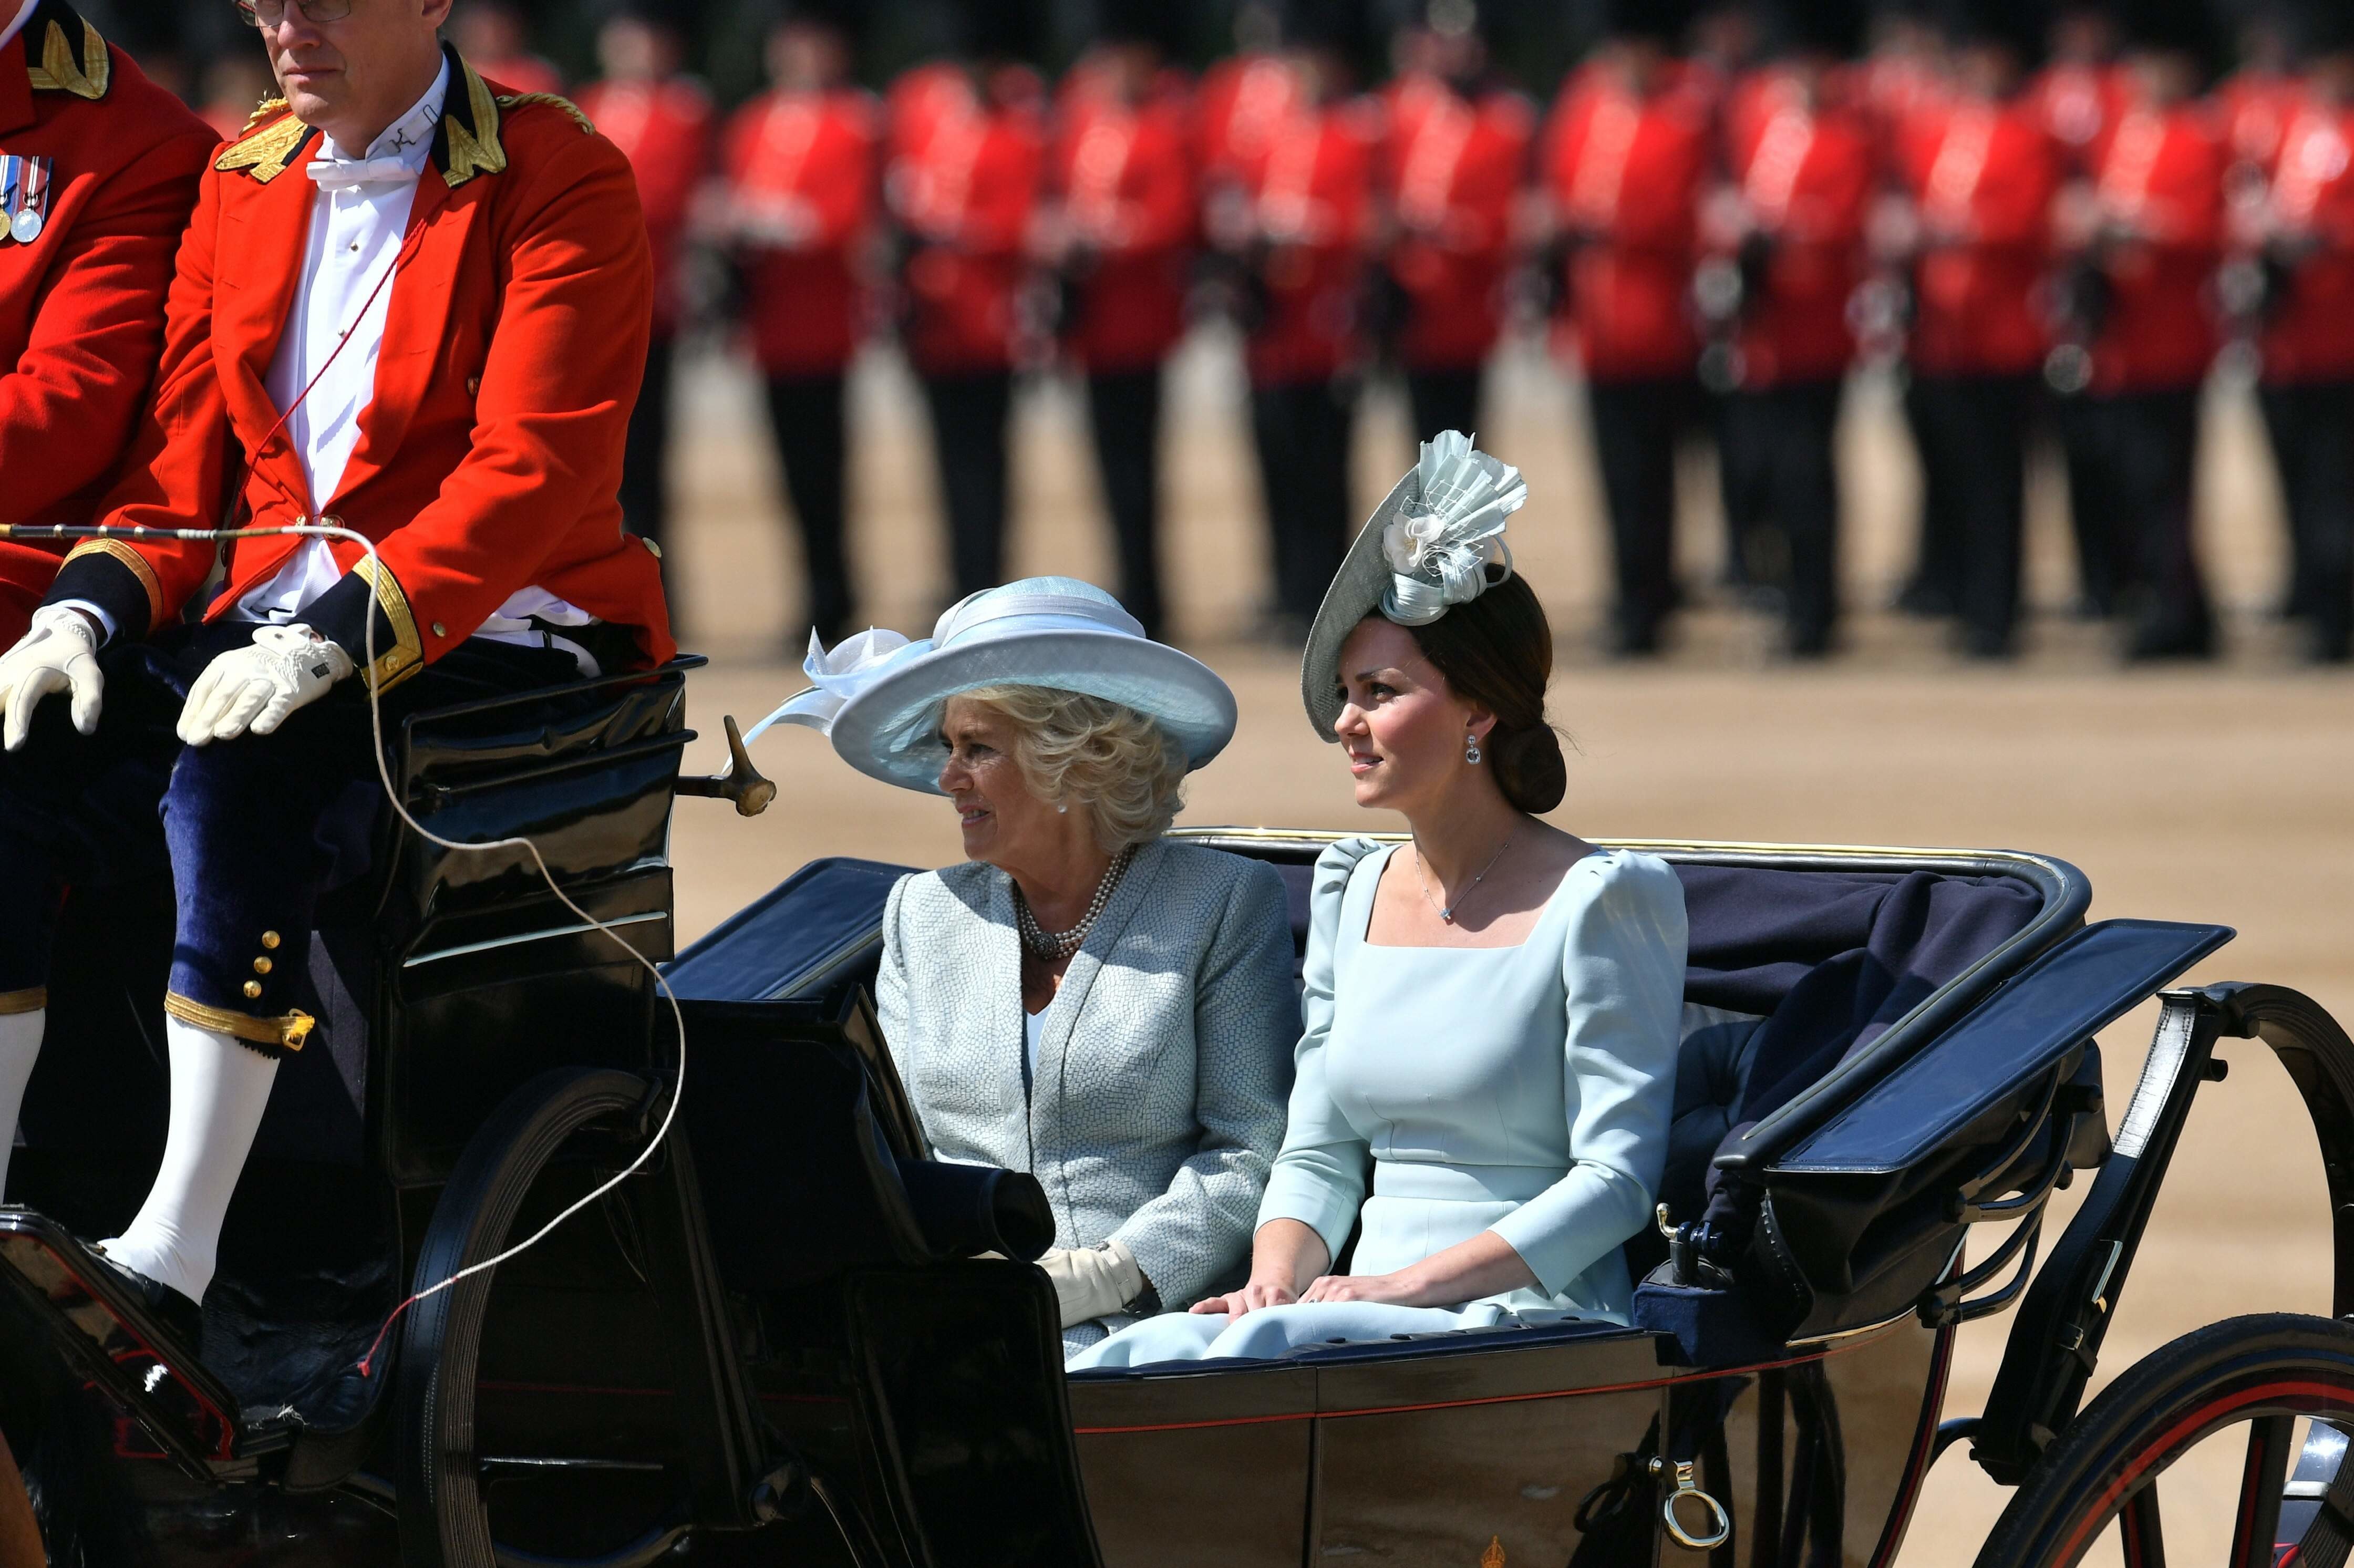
0, 622, 582, 1055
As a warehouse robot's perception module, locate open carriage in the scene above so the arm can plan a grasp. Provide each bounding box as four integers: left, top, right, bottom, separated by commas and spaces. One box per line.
3, 666, 2352, 1568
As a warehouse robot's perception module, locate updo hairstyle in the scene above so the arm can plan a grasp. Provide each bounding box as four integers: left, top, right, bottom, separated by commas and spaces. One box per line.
1401, 574, 1567, 814
958, 684, 1190, 852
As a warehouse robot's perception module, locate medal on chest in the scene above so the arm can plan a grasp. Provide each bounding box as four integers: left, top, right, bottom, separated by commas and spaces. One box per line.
0, 155, 51, 244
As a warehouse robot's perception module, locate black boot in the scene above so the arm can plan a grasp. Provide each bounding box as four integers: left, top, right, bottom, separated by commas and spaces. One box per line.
92, 1247, 202, 1350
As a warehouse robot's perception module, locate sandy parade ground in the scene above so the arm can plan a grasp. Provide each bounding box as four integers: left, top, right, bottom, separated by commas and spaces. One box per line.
658, 324, 2351, 1565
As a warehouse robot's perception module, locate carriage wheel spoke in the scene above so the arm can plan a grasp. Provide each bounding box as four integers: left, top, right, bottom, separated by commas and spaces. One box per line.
2119, 1480, 2165, 1568
2229, 1414, 2297, 1568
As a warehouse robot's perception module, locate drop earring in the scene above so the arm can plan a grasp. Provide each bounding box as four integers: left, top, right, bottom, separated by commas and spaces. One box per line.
1465, 730, 1482, 765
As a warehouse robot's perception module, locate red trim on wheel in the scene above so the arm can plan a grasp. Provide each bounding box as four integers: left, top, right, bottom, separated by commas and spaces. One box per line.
2056, 1380, 2354, 1562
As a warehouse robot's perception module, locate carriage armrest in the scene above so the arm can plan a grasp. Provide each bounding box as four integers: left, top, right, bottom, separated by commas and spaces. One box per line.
1765, 920, 2232, 1179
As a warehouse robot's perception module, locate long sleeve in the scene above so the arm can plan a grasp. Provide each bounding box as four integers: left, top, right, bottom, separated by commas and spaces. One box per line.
1255, 839, 1380, 1265
1108, 858, 1296, 1304
1489, 854, 1687, 1298
50, 163, 229, 636
875, 871, 919, 1123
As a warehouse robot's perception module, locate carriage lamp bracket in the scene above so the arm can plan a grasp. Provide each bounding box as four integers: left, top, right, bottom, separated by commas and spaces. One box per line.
674, 715, 777, 817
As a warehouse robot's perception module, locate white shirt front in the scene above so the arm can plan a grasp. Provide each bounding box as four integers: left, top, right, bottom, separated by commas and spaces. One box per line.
236, 60, 601, 672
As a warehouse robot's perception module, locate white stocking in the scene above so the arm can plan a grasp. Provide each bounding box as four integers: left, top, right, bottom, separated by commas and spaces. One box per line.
100, 1017, 279, 1304
0, 1008, 40, 1202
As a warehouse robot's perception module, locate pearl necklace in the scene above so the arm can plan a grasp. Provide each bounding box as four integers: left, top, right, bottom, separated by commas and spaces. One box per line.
1413, 824, 1519, 924
1015, 847, 1135, 961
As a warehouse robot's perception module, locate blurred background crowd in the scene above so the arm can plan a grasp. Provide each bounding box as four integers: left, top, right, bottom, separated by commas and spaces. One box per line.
82, 0, 2354, 665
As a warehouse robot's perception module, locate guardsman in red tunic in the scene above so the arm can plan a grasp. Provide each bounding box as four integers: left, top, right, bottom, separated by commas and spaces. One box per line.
1706, 3, 1873, 657
717, 1, 876, 645
1541, 0, 1711, 656
2032, 2, 2134, 616
0, 0, 212, 1203
1380, 1, 1534, 446
0, 0, 667, 1334
884, 20, 1047, 604
2060, 0, 2224, 659
449, 0, 561, 96
1221, 0, 1381, 632
577, 3, 713, 572
1046, 7, 1195, 638
1889, 0, 2060, 657
2253, 6, 2354, 661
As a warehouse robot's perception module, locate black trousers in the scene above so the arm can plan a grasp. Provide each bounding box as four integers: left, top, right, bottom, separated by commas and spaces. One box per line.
1899, 373, 1963, 616
619, 334, 675, 555
921, 370, 1015, 603
762, 372, 854, 642
1084, 367, 1167, 639
1906, 374, 2035, 655
1719, 380, 1844, 654
1249, 378, 1358, 622
1405, 366, 1482, 448
0, 627, 584, 1045
2259, 380, 2354, 658
2049, 393, 2126, 617
2072, 389, 2212, 657
1585, 377, 1697, 654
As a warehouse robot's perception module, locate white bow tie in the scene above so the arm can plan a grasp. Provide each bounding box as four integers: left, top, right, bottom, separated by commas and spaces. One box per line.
306, 154, 419, 193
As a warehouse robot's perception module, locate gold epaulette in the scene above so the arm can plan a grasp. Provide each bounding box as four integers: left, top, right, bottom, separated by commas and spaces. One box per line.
26, 12, 107, 100
214, 106, 313, 183
242, 94, 287, 131
495, 91, 595, 136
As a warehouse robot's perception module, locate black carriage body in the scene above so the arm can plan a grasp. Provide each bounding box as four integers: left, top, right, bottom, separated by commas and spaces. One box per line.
9, 799, 2345, 1568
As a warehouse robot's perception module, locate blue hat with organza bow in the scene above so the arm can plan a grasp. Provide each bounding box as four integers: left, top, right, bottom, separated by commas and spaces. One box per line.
1299, 430, 1527, 740
747, 576, 1239, 794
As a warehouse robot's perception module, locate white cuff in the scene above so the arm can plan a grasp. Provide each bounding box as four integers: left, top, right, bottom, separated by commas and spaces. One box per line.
52, 599, 116, 644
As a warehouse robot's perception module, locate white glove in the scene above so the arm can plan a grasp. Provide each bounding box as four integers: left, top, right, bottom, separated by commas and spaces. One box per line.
1038, 1241, 1149, 1329
177, 623, 355, 745
0, 604, 104, 751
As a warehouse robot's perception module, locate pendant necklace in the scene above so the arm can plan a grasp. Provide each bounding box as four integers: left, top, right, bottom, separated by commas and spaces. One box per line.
1414, 824, 1519, 924
1015, 846, 1135, 961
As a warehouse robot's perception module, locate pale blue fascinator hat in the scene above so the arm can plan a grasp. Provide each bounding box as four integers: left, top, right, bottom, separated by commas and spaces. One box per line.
1299, 430, 1529, 739
747, 576, 1239, 794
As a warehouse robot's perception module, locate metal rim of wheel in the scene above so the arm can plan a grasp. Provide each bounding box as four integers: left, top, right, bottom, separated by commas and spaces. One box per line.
1973, 1312, 2354, 1568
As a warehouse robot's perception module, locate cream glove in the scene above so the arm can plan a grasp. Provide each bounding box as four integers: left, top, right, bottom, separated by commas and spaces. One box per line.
1038, 1240, 1149, 1329
0, 604, 103, 751
177, 623, 355, 745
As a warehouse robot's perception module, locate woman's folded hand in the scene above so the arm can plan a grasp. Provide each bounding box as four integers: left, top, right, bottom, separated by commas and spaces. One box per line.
1189, 1277, 1300, 1317
1299, 1270, 1428, 1306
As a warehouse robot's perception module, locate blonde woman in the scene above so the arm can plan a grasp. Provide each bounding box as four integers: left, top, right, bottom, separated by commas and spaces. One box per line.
773, 577, 1296, 1357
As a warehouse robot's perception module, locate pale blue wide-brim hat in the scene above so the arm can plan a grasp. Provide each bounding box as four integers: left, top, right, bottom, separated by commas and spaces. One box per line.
748, 577, 1239, 794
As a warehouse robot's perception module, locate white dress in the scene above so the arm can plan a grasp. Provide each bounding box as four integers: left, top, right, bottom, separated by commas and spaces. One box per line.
1069, 838, 1687, 1368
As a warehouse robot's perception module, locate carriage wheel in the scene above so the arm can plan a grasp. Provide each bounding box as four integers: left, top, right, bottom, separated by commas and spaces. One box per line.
395, 1066, 693, 1568
1971, 1313, 2354, 1568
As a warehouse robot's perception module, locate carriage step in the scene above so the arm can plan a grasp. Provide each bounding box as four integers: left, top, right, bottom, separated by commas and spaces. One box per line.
0, 1209, 256, 1479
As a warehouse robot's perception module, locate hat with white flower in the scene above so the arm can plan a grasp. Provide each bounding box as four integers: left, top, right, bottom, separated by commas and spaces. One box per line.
1299, 430, 1529, 738
747, 576, 1239, 793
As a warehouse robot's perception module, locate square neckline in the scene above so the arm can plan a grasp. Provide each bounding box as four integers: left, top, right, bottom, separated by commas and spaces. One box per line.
1356, 841, 1603, 952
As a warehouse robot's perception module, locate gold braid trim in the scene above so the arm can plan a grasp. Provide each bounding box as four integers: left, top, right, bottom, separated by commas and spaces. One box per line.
495, 92, 595, 136
163, 994, 314, 1052
26, 15, 106, 100
62, 539, 163, 630
0, 986, 46, 1015
242, 94, 287, 131
353, 555, 424, 693
441, 58, 508, 188
215, 110, 314, 183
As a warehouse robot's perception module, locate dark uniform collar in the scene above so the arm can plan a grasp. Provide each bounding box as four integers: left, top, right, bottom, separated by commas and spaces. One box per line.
218, 42, 511, 189
23, 0, 106, 100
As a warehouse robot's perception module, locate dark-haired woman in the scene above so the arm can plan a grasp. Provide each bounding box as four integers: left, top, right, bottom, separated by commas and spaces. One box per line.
1070, 434, 1687, 1367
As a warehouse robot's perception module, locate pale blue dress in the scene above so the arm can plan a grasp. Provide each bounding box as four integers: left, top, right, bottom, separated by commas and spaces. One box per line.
1068, 837, 1687, 1368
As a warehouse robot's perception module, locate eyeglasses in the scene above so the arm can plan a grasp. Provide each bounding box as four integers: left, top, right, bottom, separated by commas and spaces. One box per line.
234, 0, 355, 26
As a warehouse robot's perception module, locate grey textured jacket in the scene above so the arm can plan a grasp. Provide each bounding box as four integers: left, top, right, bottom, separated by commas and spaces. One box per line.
876, 838, 1297, 1349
